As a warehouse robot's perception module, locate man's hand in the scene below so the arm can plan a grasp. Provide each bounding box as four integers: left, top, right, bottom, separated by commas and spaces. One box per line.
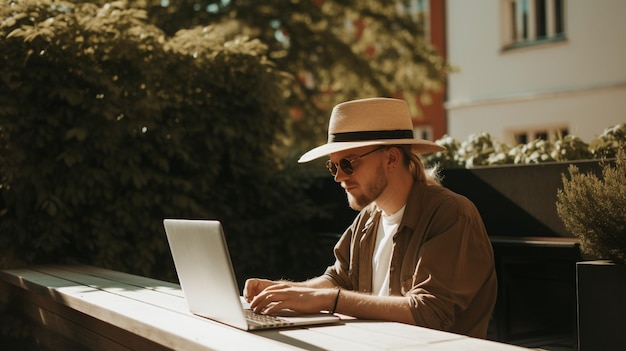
243, 278, 282, 303
248, 284, 337, 315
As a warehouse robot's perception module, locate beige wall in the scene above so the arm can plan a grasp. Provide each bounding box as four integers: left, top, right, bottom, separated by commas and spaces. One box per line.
445, 0, 626, 144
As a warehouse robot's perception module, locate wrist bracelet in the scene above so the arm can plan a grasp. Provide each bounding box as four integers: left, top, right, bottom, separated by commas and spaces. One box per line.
331, 288, 341, 314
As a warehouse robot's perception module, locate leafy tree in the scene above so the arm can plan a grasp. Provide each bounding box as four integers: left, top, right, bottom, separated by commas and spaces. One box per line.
84, 0, 450, 155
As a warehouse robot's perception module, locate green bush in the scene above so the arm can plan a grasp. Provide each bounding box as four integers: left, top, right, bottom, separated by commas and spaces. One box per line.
590, 123, 626, 159
116, 0, 451, 153
556, 149, 626, 263
0, 0, 325, 281
424, 123, 626, 169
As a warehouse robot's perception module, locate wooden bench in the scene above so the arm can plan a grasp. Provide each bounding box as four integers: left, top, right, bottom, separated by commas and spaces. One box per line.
0, 264, 532, 350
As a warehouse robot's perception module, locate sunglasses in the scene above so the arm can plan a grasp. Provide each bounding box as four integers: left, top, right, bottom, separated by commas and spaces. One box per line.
326, 146, 385, 176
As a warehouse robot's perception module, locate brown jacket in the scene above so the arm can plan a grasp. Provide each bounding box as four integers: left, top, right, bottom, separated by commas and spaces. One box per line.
323, 181, 497, 338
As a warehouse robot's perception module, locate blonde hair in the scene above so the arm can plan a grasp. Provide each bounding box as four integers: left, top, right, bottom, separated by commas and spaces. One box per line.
398, 145, 442, 186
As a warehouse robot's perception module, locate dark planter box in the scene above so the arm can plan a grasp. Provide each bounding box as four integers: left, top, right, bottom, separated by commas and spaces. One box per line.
577, 260, 626, 351
439, 160, 604, 237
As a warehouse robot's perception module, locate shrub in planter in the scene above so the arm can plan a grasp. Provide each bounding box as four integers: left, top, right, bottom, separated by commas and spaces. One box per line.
590, 123, 626, 159
556, 148, 626, 262
424, 123, 625, 169
556, 148, 626, 351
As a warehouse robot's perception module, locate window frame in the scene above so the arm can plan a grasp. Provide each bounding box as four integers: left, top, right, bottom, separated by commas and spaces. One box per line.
507, 124, 569, 145
500, 0, 566, 51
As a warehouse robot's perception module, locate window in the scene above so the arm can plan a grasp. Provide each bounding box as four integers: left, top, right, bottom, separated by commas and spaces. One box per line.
509, 125, 569, 145
535, 0, 546, 39
502, 0, 566, 49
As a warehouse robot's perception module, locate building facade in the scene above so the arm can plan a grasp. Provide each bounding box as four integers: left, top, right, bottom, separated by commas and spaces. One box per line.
445, 0, 626, 145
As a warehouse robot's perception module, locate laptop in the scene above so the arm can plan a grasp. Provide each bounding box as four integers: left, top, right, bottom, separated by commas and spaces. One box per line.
163, 219, 342, 330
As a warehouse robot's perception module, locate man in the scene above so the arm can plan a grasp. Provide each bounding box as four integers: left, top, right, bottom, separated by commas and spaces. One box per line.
244, 97, 497, 338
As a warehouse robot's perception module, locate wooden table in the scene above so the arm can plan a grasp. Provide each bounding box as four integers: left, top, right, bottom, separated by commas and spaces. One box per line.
0, 265, 531, 350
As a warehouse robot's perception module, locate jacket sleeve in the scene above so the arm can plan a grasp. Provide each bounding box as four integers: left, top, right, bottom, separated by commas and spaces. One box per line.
322, 224, 356, 290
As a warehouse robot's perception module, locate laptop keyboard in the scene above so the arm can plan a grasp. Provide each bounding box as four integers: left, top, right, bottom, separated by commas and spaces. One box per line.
245, 310, 294, 328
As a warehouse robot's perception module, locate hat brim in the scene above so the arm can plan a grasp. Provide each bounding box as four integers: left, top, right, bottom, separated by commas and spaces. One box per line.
298, 140, 446, 163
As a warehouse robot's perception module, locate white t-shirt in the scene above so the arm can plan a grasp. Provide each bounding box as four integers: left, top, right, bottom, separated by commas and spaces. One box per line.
372, 205, 405, 296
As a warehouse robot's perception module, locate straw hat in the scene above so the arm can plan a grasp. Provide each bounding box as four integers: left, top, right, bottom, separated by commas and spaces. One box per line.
298, 97, 445, 163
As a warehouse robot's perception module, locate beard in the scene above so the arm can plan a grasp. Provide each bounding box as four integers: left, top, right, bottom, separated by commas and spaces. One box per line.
347, 162, 388, 211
